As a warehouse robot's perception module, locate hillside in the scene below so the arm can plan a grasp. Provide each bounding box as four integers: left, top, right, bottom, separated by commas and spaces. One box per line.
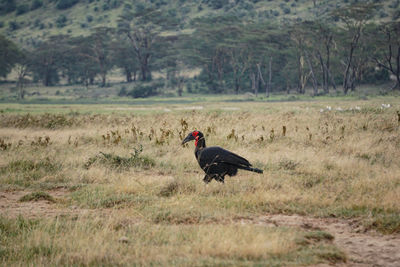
1, 0, 400, 99
1, 0, 399, 48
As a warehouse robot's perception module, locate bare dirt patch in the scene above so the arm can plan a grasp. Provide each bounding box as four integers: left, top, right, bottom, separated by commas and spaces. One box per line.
0, 189, 87, 219
1, 190, 399, 267
250, 214, 400, 267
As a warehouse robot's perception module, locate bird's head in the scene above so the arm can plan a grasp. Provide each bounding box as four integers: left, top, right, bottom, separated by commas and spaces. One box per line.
182, 130, 204, 146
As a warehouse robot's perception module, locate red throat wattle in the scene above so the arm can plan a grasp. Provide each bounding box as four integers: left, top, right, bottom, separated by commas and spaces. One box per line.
192, 131, 199, 146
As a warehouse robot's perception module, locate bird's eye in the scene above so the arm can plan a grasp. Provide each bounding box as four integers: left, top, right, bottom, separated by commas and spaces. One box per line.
192, 131, 198, 137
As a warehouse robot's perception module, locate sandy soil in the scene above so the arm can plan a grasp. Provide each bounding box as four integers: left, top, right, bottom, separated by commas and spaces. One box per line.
1, 190, 399, 267
0, 189, 95, 219
247, 215, 400, 267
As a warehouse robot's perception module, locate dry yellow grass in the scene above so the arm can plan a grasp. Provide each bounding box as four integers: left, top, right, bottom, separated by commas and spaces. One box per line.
0, 98, 399, 265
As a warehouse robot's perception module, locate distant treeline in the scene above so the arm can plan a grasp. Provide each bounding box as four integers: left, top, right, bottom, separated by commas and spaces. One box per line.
1, 2, 399, 98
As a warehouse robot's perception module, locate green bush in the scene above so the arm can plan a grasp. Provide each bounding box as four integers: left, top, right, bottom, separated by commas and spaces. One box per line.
34, 19, 41, 28
56, 0, 78, 10
56, 14, 67, 28
8, 21, 19, 31
16, 4, 29, 15
118, 86, 128, 96
86, 15, 93, 23
0, 0, 16, 14
127, 81, 163, 98
31, 0, 43, 10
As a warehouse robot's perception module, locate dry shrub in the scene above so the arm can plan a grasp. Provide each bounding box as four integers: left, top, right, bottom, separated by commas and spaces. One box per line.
84, 147, 155, 170
19, 191, 55, 203
0, 113, 77, 129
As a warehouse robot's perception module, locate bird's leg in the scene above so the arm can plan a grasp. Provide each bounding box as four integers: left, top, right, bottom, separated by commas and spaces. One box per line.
215, 175, 225, 183
213, 172, 226, 183
203, 175, 213, 184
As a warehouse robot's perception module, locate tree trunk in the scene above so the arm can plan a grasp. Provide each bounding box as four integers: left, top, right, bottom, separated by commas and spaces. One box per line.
84, 76, 89, 89
396, 46, 400, 90
343, 30, 360, 94
141, 65, 147, 81
350, 66, 357, 92
305, 51, 318, 96
268, 57, 272, 97
44, 70, 51, 87
17, 80, 25, 100
255, 70, 259, 97
297, 55, 307, 94
327, 66, 337, 91
235, 76, 240, 94
256, 64, 266, 98
232, 66, 240, 94
326, 41, 332, 92
177, 77, 184, 97
317, 51, 328, 94
250, 72, 256, 95
101, 72, 106, 87
125, 67, 132, 82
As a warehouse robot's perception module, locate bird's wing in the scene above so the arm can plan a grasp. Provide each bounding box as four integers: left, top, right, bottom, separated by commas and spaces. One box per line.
200, 147, 251, 167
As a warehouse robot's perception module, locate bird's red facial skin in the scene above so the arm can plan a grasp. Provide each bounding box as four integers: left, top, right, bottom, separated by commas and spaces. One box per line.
195, 136, 199, 147
192, 131, 199, 137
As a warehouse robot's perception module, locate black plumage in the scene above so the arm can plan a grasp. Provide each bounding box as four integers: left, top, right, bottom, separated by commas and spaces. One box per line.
182, 131, 263, 183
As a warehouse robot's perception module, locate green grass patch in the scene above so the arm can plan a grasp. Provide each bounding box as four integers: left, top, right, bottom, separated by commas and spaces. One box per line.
364, 213, 400, 234
19, 191, 55, 203
303, 231, 334, 243
0, 214, 348, 266
0, 158, 63, 188
152, 210, 203, 225
70, 186, 152, 209
0, 215, 39, 239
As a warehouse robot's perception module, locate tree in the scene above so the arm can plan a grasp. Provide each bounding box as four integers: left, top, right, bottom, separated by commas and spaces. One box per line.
112, 39, 139, 83
369, 22, 400, 90
289, 22, 313, 94
118, 4, 178, 81
15, 49, 32, 99
333, 3, 377, 94
62, 36, 99, 87
187, 18, 241, 93
0, 34, 20, 78
85, 27, 114, 87
290, 20, 338, 95
309, 20, 337, 93
245, 23, 288, 97
30, 35, 68, 86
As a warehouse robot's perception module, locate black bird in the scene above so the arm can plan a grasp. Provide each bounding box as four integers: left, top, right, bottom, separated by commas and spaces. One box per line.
182, 130, 263, 183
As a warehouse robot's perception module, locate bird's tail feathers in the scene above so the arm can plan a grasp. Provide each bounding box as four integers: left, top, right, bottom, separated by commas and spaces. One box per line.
239, 166, 263, 174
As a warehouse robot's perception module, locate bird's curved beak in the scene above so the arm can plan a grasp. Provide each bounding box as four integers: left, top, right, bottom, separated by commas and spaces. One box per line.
182, 133, 195, 145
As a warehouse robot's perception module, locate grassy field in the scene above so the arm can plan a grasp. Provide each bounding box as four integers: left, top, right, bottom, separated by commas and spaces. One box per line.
0, 96, 399, 265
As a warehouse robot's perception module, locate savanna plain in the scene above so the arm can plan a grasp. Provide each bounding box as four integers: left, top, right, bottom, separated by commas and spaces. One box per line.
1, 97, 400, 266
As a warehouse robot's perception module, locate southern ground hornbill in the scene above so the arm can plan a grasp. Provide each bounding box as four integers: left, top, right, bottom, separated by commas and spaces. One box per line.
182, 130, 263, 183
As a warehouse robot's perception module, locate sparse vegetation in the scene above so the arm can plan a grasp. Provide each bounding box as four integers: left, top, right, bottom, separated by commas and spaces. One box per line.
84, 147, 155, 170
0, 99, 399, 265
0, 113, 76, 129
0, 0, 398, 264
